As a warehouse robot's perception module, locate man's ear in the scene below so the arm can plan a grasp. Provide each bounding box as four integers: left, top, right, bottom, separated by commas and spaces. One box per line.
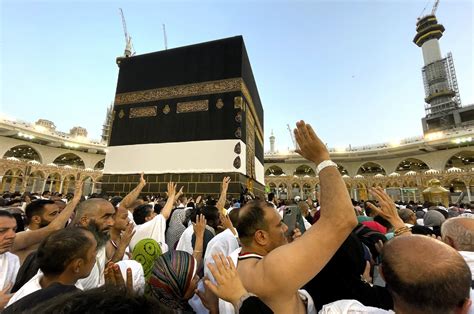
31, 215, 42, 225
80, 215, 89, 227
443, 235, 458, 250
68, 258, 83, 275
254, 230, 267, 246
456, 298, 472, 314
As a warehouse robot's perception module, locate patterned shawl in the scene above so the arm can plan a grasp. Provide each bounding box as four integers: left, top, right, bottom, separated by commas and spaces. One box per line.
132, 238, 162, 280
165, 208, 188, 249
148, 250, 196, 311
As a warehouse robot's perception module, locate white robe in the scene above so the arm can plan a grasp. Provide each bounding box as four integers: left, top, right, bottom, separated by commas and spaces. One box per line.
129, 213, 169, 253
77, 246, 107, 290
0, 252, 20, 292
175, 225, 196, 255
6, 270, 83, 307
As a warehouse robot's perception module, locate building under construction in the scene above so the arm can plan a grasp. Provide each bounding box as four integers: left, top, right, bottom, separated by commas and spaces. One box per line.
414, 0, 474, 133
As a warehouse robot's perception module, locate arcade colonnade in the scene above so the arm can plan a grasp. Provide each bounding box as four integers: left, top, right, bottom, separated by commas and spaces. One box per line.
0, 137, 104, 195
265, 148, 474, 203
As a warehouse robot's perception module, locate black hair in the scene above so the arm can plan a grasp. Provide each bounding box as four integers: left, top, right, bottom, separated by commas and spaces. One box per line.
200, 206, 220, 230
25, 199, 55, 225
133, 204, 153, 225
37, 227, 94, 276
268, 193, 275, 202
0, 210, 14, 219
29, 286, 174, 314
236, 200, 269, 246
42, 190, 51, 197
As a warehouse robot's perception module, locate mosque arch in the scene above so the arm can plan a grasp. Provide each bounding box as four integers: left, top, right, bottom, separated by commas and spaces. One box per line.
357, 162, 386, 176
265, 165, 284, 176
94, 159, 105, 170
277, 182, 288, 200
444, 151, 474, 170
3, 145, 42, 163
1, 169, 24, 192
336, 164, 349, 176
396, 158, 430, 173
294, 165, 316, 177
44, 173, 62, 193
53, 153, 85, 169
25, 170, 46, 193
82, 176, 95, 196
448, 178, 467, 193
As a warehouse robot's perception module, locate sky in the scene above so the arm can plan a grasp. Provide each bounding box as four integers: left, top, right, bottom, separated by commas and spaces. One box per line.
1, 0, 473, 152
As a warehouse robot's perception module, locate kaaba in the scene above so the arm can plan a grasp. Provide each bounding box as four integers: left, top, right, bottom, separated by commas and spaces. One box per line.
101, 36, 265, 198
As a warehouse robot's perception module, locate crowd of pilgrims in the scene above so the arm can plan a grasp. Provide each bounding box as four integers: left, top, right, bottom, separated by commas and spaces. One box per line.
0, 121, 473, 314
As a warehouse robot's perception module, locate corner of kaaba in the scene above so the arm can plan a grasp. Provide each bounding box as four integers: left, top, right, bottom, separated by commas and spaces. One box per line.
101, 36, 265, 198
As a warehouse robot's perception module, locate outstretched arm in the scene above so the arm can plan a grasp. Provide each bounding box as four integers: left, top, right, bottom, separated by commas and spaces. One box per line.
253, 121, 358, 297
12, 179, 84, 252
120, 173, 146, 211
216, 177, 231, 215
160, 182, 177, 220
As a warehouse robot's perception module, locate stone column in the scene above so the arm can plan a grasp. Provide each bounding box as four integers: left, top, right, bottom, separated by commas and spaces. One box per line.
31, 178, 37, 193
59, 180, 64, 194
41, 180, 47, 193
400, 188, 404, 202
467, 186, 472, 202
9, 177, 17, 193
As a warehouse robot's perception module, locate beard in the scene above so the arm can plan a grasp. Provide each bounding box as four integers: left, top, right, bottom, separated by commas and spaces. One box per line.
39, 219, 50, 228
87, 220, 110, 248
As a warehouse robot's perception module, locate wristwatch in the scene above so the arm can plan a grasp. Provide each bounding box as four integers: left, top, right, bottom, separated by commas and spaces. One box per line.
316, 160, 338, 176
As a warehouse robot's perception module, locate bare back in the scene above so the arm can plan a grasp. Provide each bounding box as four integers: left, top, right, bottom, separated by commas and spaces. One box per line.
237, 257, 307, 314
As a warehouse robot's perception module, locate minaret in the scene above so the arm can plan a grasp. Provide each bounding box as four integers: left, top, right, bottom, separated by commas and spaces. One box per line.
269, 130, 275, 153
413, 12, 461, 131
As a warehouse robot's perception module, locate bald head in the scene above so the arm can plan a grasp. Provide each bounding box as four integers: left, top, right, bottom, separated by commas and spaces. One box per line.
382, 235, 471, 314
73, 199, 115, 233
441, 217, 474, 251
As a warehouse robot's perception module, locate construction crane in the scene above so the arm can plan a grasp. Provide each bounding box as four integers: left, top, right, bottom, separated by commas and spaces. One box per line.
162, 24, 168, 50
418, 0, 440, 20
286, 124, 298, 151
119, 8, 134, 57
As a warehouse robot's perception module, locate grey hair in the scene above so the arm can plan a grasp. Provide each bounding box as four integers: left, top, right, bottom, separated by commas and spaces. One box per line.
441, 217, 474, 251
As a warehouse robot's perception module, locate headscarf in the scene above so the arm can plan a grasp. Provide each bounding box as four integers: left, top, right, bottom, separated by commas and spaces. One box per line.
132, 238, 162, 280
148, 250, 196, 311
166, 208, 188, 249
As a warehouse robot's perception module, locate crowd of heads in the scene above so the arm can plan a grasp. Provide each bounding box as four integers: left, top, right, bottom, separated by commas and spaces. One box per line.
0, 122, 473, 314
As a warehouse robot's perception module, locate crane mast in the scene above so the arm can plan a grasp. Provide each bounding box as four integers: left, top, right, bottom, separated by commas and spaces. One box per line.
119, 8, 134, 57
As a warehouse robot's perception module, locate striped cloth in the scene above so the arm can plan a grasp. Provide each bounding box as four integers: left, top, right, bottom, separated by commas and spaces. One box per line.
148, 250, 196, 311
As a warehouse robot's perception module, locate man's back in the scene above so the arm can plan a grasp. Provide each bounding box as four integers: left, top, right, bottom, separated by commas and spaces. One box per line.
238, 257, 309, 313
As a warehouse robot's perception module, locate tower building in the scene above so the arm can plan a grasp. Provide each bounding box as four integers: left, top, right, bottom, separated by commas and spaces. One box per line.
414, 7, 474, 133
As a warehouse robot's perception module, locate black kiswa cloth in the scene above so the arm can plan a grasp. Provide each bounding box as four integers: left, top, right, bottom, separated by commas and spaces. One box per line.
110, 36, 264, 164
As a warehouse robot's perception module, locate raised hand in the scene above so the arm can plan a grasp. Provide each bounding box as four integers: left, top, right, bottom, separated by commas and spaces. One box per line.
121, 222, 136, 248
367, 187, 402, 225
104, 262, 134, 293
176, 186, 184, 198
196, 195, 202, 204
72, 179, 84, 202
139, 172, 146, 187
204, 253, 248, 308
167, 182, 177, 198
193, 214, 207, 239
221, 177, 231, 192
293, 120, 330, 165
